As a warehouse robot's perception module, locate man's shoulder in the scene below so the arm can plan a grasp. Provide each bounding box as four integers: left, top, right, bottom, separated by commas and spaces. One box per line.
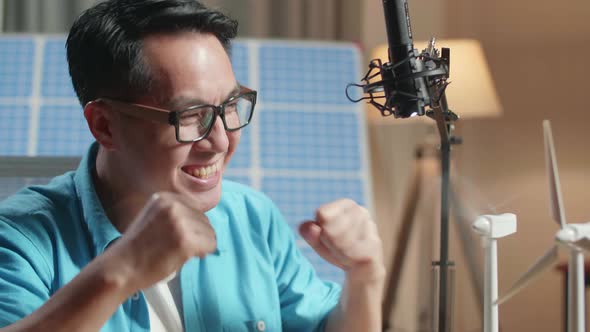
220, 179, 274, 206
0, 172, 80, 281
0, 172, 78, 235
215, 179, 280, 224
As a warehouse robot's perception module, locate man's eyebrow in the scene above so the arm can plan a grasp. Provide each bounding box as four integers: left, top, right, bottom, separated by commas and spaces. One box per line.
165, 96, 206, 110
165, 84, 241, 110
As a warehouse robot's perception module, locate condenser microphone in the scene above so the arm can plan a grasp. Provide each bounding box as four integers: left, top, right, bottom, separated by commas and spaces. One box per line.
381, 0, 429, 118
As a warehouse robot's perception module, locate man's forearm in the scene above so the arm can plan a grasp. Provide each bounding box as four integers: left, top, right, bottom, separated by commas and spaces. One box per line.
326, 273, 385, 332
0, 249, 134, 332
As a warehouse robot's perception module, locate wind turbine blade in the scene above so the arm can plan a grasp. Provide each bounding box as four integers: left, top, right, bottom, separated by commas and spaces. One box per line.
496, 245, 559, 305
543, 120, 567, 228
573, 237, 590, 252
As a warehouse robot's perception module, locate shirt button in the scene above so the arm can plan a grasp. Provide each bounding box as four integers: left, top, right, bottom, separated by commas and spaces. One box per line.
131, 292, 140, 300
256, 320, 266, 331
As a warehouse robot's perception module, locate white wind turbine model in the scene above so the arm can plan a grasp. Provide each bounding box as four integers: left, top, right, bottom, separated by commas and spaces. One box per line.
472, 213, 517, 332
496, 120, 590, 332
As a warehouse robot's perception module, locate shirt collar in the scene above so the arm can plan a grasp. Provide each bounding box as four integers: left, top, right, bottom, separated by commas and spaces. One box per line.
206, 209, 228, 255
74, 142, 226, 257
74, 142, 122, 257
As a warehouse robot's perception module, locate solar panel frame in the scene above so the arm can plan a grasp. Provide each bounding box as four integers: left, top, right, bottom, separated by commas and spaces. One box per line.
0, 36, 374, 284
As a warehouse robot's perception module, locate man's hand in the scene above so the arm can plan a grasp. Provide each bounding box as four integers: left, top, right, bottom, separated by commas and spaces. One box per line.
108, 192, 216, 292
298, 199, 385, 284
0, 192, 216, 332
300, 199, 385, 332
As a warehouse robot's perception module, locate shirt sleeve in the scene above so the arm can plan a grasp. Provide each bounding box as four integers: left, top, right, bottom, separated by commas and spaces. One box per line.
0, 218, 52, 327
266, 202, 341, 332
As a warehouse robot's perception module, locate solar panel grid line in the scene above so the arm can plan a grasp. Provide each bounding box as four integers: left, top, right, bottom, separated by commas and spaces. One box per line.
0, 37, 34, 98
42, 39, 77, 98
354, 109, 376, 216
230, 41, 249, 86
255, 169, 363, 179
0, 36, 371, 284
246, 40, 262, 191
27, 37, 45, 156
267, 181, 364, 216
224, 42, 251, 173
260, 110, 361, 171
223, 168, 251, 177
238, 38, 361, 51
1, 97, 79, 105
261, 175, 366, 284
38, 98, 80, 105
0, 97, 30, 104
258, 43, 361, 105
253, 40, 369, 283
260, 175, 365, 190
260, 103, 358, 113
0, 104, 30, 155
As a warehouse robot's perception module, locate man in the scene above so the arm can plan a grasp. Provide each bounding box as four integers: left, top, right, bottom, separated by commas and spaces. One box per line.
0, 1, 385, 331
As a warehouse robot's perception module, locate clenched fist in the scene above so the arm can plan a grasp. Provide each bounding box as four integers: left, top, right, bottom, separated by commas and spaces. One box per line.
107, 192, 216, 292
299, 199, 385, 284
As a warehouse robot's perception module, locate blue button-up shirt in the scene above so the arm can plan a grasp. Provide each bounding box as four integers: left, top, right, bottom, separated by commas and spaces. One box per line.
0, 143, 341, 331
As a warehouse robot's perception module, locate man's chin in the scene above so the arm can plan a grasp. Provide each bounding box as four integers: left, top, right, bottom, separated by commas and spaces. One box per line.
181, 186, 222, 212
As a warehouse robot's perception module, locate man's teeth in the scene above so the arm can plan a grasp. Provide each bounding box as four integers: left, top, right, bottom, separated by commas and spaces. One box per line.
191, 164, 218, 179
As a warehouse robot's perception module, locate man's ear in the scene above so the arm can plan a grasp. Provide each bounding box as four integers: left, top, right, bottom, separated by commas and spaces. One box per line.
84, 100, 116, 150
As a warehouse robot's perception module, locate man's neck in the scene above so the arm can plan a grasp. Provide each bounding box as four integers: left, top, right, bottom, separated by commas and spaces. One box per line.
93, 147, 147, 233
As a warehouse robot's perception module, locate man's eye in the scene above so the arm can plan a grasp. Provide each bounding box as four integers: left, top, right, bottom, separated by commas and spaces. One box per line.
225, 101, 238, 113
179, 115, 197, 126
180, 110, 212, 128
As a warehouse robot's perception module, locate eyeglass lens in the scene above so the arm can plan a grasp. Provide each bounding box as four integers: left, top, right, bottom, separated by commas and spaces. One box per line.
177, 95, 253, 142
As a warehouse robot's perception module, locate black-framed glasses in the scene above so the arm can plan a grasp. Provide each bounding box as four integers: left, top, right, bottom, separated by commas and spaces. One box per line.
94, 85, 257, 143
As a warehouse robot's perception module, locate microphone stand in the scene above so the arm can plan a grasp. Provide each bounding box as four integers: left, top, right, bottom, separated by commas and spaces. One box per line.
346, 37, 459, 331
430, 92, 460, 332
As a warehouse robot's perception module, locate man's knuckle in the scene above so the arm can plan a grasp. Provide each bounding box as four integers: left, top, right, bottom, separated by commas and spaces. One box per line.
317, 206, 336, 223
359, 206, 371, 219
316, 208, 328, 221
321, 229, 339, 244
178, 236, 193, 253
342, 198, 357, 206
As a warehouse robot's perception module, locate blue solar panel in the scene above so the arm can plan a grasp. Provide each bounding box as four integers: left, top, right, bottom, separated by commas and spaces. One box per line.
261, 177, 365, 231
226, 125, 251, 170
37, 104, 94, 156
42, 39, 77, 98
0, 104, 31, 155
0, 36, 371, 285
0, 38, 35, 97
227, 41, 253, 171
260, 108, 361, 171
230, 41, 249, 87
261, 177, 366, 284
260, 44, 361, 104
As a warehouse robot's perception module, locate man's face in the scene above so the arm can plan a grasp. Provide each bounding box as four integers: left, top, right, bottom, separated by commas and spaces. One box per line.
110, 31, 240, 212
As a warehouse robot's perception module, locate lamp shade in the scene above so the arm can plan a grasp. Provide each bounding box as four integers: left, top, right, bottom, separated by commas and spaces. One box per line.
366, 39, 502, 124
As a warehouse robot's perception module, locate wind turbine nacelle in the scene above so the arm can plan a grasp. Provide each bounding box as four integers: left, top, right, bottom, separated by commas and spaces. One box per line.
473, 213, 517, 239
556, 223, 590, 243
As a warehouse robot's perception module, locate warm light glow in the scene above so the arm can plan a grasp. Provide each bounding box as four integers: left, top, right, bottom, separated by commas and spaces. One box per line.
366, 39, 502, 124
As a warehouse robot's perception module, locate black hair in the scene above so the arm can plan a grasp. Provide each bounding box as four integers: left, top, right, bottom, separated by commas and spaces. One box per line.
66, 0, 238, 106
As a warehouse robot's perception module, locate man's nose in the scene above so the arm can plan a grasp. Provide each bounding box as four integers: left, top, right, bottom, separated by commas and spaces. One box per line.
194, 114, 228, 150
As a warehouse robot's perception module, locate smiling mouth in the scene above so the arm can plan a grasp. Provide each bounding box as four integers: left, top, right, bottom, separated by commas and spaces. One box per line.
182, 162, 220, 180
